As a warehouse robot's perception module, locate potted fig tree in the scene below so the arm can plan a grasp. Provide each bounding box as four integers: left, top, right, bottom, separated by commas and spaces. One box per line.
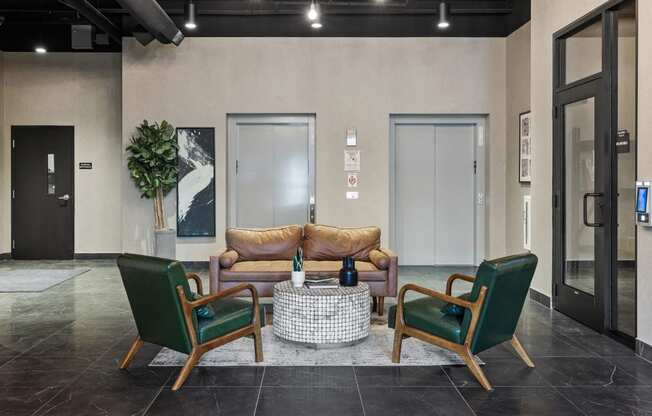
126, 120, 178, 258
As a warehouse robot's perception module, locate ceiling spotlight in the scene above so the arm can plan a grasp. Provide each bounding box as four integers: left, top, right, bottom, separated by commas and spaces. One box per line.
35, 46, 47, 54
185, 0, 197, 30
437, 2, 450, 29
311, 21, 322, 29
307, 1, 319, 21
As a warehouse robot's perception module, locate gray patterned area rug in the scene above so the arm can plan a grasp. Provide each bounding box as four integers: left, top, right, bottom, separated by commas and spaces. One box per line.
0, 268, 90, 292
150, 325, 481, 367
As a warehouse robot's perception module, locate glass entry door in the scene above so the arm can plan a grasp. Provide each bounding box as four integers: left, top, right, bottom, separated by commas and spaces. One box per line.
554, 80, 609, 331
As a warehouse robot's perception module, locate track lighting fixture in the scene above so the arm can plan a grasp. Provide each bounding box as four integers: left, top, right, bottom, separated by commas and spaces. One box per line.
311, 21, 322, 29
35, 46, 47, 53
307, 1, 319, 21
437, 2, 450, 29
185, 0, 197, 30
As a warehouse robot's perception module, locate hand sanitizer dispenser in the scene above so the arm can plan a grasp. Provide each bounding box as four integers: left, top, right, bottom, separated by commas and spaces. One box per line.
636, 181, 652, 226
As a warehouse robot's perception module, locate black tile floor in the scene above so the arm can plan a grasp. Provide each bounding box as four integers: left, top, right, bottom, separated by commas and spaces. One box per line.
1, 260, 651, 415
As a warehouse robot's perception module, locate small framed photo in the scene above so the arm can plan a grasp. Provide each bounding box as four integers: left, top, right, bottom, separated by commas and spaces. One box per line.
519, 111, 532, 183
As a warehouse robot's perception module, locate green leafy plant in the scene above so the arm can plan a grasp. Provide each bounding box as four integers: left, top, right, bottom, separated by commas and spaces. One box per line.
126, 120, 178, 230
293, 247, 304, 272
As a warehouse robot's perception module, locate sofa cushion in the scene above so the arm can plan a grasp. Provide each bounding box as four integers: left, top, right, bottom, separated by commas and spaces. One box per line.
230, 260, 293, 272
303, 224, 380, 261
303, 260, 378, 272
219, 250, 239, 268
368, 250, 390, 270
226, 225, 303, 261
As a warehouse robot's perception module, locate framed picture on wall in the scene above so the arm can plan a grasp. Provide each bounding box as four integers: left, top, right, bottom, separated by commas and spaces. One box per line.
176, 127, 216, 237
519, 111, 532, 183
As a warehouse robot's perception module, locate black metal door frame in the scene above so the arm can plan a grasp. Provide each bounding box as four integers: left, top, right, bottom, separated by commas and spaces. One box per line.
552, 0, 636, 345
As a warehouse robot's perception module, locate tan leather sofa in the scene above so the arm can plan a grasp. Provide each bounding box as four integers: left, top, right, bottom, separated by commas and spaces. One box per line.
209, 224, 397, 315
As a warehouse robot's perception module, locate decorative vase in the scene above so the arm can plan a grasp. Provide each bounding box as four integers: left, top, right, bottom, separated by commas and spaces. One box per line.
339, 256, 358, 287
291, 271, 306, 288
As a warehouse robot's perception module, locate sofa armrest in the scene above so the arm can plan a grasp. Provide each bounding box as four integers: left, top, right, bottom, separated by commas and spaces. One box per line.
209, 249, 225, 293
379, 247, 398, 297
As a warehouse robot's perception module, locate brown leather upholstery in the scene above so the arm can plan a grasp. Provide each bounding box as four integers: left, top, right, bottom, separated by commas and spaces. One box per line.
368, 250, 390, 270
225, 225, 303, 261
303, 224, 380, 260
218, 250, 239, 268
210, 224, 397, 299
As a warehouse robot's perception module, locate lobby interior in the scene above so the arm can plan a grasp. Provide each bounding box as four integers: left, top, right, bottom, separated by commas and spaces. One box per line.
2, 0, 652, 415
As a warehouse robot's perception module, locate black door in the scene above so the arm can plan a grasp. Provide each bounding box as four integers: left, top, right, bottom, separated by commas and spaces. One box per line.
11, 126, 74, 259
553, 79, 610, 331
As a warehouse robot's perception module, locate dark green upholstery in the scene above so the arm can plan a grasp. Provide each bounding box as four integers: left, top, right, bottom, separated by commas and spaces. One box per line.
117, 254, 195, 354
388, 297, 464, 344
197, 298, 266, 344
118, 253, 265, 354
389, 253, 537, 354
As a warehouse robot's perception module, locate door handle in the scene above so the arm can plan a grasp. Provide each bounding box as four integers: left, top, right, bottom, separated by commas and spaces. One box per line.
57, 194, 70, 201
583, 192, 603, 227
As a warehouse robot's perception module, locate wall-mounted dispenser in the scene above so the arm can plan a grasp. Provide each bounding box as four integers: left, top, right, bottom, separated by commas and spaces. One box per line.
636, 181, 652, 227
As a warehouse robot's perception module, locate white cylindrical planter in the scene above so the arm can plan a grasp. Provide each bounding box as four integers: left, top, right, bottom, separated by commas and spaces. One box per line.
154, 229, 176, 259
291, 271, 306, 288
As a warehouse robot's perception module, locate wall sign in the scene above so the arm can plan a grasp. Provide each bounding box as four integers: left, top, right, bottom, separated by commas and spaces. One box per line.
346, 128, 357, 146
347, 173, 359, 188
616, 129, 630, 154
79, 162, 93, 170
344, 150, 360, 171
519, 111, 532, 183
177, 127, 216, 237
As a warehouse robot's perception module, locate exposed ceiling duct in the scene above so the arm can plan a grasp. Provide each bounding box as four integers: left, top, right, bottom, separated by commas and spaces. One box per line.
58, 0, 122, 45
114, 0, 184, 46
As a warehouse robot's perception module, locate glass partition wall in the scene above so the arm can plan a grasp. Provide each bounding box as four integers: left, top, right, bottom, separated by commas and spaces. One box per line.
553, 0, 637, 345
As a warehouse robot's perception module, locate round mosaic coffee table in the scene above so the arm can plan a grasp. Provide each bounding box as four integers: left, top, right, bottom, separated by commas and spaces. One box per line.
273, 280, 371, 348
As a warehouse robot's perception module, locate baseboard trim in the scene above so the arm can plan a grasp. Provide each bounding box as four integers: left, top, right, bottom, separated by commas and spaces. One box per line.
529, 288, 551, 308
636, 339, 652, 362
181, 261, 209, 269
0, 253, 11, 260
73, 253, 121, 260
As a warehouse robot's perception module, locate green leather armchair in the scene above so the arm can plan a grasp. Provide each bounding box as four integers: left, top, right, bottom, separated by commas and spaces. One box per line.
117, 253, 264, 390
389, 253, 538, 390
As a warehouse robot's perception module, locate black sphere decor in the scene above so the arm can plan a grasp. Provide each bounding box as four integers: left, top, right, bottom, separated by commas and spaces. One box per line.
339, 256, 358, 287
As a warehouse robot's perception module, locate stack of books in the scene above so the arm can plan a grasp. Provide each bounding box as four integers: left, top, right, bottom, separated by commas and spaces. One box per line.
304, 276, 339, 289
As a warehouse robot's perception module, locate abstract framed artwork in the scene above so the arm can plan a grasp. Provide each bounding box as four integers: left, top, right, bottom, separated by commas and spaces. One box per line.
176, 127, 216, 237
519, 111, 532, 183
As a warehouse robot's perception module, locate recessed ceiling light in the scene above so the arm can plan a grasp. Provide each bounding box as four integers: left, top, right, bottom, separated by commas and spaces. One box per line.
307, 1, 319, 21
35, 46, 47, 54
437, 2, 450, 30
185, 0, 197, 30
311, 22, 322, 29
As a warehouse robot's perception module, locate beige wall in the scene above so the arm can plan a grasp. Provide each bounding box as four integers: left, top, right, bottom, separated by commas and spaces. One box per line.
0, 53, 123, 254
529, 0, 652, 346
637, 1, 652, 346
0, 53, 6, 255
505, 22, 531, 254
121, 37, 508, 261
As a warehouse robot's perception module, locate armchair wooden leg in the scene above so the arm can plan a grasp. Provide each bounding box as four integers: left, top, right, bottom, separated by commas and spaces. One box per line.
253, 326, 264, 363
172, 349, 202, 391
377, 297, 385, 316
372, 297, 378, 313
119, 336, 143, 370
510, 336, 535, 367
392, 330, 403, 363
461, 348, 492, 391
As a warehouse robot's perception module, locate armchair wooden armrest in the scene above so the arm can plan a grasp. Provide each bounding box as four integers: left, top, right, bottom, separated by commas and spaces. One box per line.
186, 273, 204, 296
183, 283, 260, 309
397, 283, 474, 312
446, 273, 476, 295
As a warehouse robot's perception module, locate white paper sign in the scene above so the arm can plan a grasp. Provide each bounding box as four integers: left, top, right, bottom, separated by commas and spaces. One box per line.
346, 191, 359, 200
344, 150, 360, 171
346, 128, 357, 146
347, 173, 359, 188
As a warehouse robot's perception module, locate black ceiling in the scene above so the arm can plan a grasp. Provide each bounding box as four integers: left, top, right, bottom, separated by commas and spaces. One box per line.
0, 0, 530, 52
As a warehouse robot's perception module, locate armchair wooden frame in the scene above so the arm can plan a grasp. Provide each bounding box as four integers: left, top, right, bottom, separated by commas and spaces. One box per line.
119, 273, 264, 391
391, 274, 534, 391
